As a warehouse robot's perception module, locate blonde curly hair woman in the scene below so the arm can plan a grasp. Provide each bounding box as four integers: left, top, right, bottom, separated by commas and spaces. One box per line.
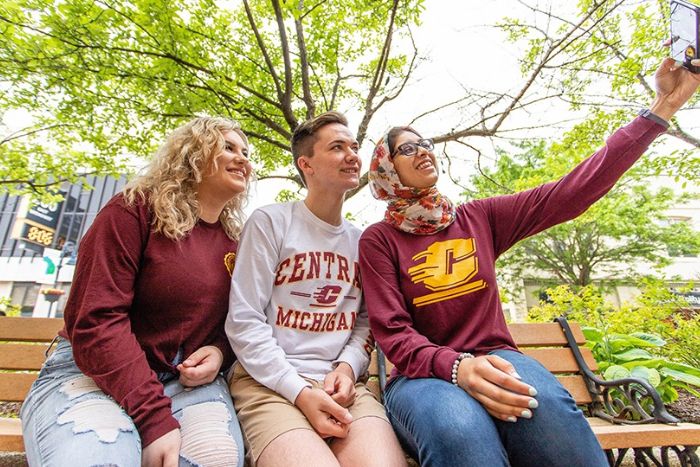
22, 117, 252, 467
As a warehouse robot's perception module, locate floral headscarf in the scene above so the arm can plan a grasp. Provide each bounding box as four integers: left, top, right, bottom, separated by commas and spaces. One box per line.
368, 132, 456, 235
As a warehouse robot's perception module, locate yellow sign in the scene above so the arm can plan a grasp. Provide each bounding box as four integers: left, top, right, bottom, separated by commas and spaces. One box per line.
10, 196, 62, 249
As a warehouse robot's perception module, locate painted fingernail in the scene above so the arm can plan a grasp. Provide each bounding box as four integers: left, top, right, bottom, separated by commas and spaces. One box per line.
692, 59, 700, 66
507, 416, 517, 423
510, 370, 521, 379
528, 386, 538, 396
521, 410, 532, 419
529, 399, 539, 409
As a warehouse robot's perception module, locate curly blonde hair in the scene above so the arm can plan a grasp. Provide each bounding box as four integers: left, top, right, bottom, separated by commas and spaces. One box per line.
123, 117, 250, 241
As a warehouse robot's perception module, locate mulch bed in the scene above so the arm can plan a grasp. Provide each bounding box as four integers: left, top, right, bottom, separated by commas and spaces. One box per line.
666, 389, 700, 423
0, 403, 20, 419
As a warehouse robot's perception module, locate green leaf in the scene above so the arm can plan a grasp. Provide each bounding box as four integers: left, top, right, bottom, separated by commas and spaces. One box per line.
630, 332, 666, 346
604, 365, 630, 380
660, 362, 700, 378
582, 326, 603, 342
630, 366, 661, 387
609, 333, 663, 349
660, 368, 700, 387
614, 348, 653, 362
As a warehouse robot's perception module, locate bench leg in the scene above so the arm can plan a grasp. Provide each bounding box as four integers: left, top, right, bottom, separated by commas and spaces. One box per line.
605, 447, 699, 467
659, 446, 699, 467
605, 448, 629, 467
634, 447, 663, 466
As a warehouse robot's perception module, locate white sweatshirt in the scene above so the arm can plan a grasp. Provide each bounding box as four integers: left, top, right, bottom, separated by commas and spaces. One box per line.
225, 201, 372, 403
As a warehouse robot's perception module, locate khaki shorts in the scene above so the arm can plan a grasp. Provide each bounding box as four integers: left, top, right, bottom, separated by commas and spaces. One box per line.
228, 363, 388, 465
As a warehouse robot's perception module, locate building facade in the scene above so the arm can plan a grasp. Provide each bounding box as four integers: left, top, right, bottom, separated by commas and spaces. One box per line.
0, 176, 128, 317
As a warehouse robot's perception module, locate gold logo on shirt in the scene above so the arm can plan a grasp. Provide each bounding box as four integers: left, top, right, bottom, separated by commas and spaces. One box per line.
224, 252, 236, 276
408, 238, 486, 306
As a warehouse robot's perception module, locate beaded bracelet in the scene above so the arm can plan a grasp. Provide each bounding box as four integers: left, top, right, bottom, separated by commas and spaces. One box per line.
451, 352, 474, 385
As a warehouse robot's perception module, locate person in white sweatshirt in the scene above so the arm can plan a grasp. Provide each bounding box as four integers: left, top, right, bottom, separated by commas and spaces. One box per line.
225, 111, 406, 467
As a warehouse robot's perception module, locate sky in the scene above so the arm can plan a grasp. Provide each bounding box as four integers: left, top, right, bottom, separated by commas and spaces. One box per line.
3, 1, 697, 226
247, 0, 700, 227
247, 0, 536, 224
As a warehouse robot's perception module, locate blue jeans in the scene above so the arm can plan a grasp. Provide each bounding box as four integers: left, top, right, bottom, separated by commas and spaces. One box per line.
384, 349, 608, 467
21, 339, 245, 467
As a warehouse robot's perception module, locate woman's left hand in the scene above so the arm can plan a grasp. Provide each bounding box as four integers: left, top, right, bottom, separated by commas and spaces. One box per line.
177, 345, 223, 388
650, 56, 700, 120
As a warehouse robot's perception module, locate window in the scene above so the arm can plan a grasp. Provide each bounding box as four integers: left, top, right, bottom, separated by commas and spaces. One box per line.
10, 282, 40, 317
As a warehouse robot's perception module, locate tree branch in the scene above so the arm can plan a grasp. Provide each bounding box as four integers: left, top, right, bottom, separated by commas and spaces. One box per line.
295, 1, 316, 119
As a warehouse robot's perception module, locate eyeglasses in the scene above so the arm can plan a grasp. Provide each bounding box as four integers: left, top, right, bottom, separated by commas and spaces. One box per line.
392, 138, 434, 158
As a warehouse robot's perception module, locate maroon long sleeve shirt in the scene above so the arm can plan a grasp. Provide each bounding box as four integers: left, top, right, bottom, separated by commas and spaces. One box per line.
359, 116, 665, 383
59, 194, 237, 446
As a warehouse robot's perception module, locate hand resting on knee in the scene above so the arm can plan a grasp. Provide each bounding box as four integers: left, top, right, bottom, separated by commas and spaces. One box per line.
456, 354, 539, 423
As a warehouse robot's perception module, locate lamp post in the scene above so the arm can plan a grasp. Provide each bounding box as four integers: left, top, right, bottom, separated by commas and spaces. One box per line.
45, 241, 76, 318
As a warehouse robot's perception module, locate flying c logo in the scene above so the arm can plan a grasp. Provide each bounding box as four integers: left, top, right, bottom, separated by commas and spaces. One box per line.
312, 285, 343, 307
408, 238, 486, 306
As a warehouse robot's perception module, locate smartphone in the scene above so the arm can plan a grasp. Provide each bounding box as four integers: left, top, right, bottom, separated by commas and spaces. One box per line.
670, 0, 700, 73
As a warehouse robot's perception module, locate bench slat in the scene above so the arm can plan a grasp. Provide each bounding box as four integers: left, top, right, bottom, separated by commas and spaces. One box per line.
0, 374, 36, 402
0, 317, 62, 342
366, 375, 593, 405
521, 347, 598, 373
507, 322, 586, 346
0, 344, 50, 371
369, 347, 597, 376
558, 375, 593, 404
369, 351, 393, 376
589, 420, 700, 449
0, 418, 23, 452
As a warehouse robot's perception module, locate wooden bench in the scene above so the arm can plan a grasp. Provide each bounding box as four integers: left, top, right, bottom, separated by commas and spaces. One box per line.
368, 317, 700, 467
0, 316, 63, 465
4, 316, 699, 466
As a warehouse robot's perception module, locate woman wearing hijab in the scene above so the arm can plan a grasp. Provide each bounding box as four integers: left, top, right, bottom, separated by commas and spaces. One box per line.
358, 58, 700, 466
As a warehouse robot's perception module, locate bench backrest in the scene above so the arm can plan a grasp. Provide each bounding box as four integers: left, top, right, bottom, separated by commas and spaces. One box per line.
2, 317, 594, 407
0, 317, 63, 403
368, 322, 597, 406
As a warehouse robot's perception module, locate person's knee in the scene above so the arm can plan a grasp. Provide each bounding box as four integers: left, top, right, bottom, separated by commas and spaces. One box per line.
179, 400, 243, 467
56, 375, 137, 444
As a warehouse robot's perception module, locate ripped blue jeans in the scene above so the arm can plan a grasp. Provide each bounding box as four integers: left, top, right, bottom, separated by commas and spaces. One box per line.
21, 338, 245, 467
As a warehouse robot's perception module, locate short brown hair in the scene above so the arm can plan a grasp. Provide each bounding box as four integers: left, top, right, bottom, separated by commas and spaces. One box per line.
291, 111, 349, 186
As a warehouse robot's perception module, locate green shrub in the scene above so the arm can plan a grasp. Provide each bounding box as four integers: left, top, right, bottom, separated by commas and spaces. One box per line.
582, 326, 700, 403
528, 280, 700, 403
0, 296, 21, 317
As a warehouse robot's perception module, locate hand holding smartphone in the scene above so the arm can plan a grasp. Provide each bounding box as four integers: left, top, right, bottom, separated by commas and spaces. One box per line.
670, 0, 700, 73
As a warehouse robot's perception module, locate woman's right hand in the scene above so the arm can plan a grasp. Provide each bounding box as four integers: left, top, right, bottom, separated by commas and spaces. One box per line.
141, 428, 180, 467
177, 345, 223, 388
456, 355, 539, 422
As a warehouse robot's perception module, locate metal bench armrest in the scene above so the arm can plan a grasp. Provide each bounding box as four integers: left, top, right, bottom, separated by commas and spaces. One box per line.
555, 316, 678, 425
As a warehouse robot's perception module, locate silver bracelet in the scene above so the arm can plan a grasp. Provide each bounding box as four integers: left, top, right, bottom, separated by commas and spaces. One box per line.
451, 352, 474, 385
